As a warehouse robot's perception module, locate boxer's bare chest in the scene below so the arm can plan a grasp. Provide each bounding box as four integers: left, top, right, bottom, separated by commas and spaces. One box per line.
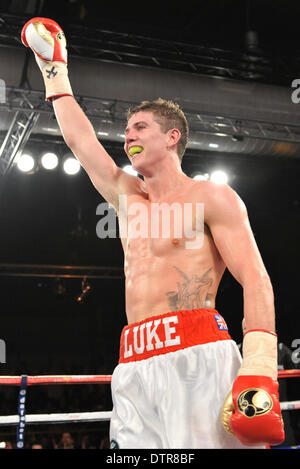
119, 189, 206, 260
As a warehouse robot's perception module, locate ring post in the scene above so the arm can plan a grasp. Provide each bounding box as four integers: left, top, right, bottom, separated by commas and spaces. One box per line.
16, 375, 28, 449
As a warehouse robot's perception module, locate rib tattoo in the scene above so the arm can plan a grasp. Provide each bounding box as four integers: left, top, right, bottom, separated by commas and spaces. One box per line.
166, 267, 213, 310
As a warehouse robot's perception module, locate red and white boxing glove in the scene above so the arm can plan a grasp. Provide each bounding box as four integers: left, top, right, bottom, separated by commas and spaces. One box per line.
222, 329, 285, 446
21, 17, 73, 101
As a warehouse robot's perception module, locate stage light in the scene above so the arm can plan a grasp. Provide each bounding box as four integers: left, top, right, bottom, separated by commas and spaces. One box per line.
76, 277, 92, 304
123, 165, 138, 176
16, 153, 35, 173
210, 170, 228, 185
41, 152, 58, 170
209, 143, 219, 148
63, 156, 81, 175
193, 173, 209, 181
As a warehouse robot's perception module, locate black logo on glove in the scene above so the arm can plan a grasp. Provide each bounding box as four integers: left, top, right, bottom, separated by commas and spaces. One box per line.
46, 66, 58, 79
237, 388, 273, 418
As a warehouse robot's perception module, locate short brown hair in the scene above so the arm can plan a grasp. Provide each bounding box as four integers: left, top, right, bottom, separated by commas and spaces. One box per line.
126, 98, 189, 162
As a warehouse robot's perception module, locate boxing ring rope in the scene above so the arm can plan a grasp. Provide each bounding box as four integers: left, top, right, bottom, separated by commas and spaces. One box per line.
0, 411, 112, 425
0, 374, 112, 386
0, 369, 298, 386
0, 371, 299, 448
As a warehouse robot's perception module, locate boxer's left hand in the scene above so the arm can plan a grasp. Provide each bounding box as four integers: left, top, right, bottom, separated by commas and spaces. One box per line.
222, 329, 285, 446
222, 374, 284, 446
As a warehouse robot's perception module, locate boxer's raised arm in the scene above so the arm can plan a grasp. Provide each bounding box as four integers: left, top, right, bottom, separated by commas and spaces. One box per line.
52, 95, 124, 208
21, 17, 136, 209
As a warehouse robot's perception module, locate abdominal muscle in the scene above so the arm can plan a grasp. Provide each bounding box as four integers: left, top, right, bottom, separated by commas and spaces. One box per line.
122, 228, 226, 325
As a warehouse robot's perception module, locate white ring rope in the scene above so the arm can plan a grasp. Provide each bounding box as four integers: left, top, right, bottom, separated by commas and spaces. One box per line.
0, 411, 112, 425
280, 400, 300, 411
0, 401, 299, 426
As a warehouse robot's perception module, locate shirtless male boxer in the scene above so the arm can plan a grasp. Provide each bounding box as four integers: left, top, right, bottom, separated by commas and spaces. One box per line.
21, 18, 285, 449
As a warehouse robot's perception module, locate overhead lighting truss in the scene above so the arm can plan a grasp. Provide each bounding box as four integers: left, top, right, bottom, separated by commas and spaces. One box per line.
0, 94, 40, 176
1, 87, 300, 155
0, 12, 298, 87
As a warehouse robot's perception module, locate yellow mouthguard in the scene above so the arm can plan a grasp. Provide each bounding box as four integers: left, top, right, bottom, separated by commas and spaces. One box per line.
129, 146, 144, 156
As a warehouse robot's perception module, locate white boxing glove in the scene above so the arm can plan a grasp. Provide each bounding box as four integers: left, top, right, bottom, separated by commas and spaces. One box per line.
21, 17, 73, 101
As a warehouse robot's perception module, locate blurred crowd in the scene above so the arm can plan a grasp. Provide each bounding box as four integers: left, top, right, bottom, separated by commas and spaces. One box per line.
1, 431, 110, 449
0, 362, 113, 449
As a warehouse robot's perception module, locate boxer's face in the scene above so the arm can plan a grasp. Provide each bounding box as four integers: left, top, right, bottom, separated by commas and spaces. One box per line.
124, 111, 171, 174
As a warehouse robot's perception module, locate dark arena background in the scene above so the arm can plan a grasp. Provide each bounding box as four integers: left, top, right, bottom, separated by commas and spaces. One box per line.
0, 0, 299, 451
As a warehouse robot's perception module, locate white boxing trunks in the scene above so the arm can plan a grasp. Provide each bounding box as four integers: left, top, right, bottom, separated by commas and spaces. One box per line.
109, 308, 265, 449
